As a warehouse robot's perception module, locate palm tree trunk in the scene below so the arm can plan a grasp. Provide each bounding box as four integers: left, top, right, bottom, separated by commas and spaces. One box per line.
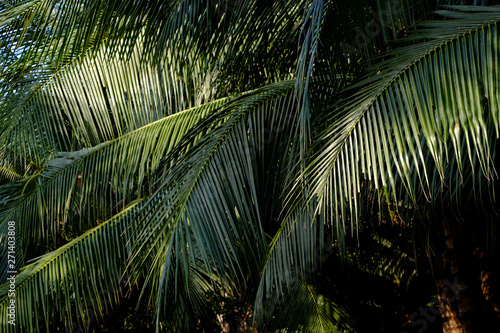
217, 297, 257, 333
478, 249, 500, 312
436, 216, 487, 333
436, 278, 462, 333
435, 216, 461, 333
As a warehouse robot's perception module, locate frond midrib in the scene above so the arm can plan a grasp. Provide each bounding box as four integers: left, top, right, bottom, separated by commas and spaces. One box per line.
0, 97, 228, 226
314, 15, 500, 192
2, 38, 103, 117
0, 165, 21, 178
0, 202, 141, 301
151, 81, 297, 221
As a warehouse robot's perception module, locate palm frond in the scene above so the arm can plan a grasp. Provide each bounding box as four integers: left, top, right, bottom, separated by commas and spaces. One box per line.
0, 201, 141, 333
0, 98, 227, 280
127, 80, 302, 323
265, 281, 353, 333
256, 249, 354, 333
0, 165, 21, 183
295, 0, 329, 150
306, 7, 500, 236
0, 0, 162, 73
254, 206, 322, 327
255, 7, 500, 331
1, 29, 220, 166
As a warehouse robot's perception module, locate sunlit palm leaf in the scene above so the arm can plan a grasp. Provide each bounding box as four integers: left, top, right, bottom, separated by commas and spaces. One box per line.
265, 281, 352, 333
307, 6, 500, 233
0, 99, 227, 281
1, 31, 217, 166
0, 201, 141, 333
255, 7, 500, 331
128, 80, 302, 324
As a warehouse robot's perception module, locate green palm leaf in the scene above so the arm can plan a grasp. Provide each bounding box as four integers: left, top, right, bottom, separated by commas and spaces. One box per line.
0, 98, 227, 282
256, 7, 500, 331
308, 6, 499, 230
266, 281, 353, 333
128, 80, 302, 324
2, 2, 500, 332
0, 201, 141, 333
1, 31, 218, 166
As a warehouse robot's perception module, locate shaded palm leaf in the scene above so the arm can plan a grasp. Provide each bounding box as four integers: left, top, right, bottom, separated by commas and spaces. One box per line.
255, 7, 500, 331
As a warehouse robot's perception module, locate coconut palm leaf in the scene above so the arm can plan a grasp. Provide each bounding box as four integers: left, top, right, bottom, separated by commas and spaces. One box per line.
0, 146, 40, 184
265, 281, 353, 333
0, 0, 322, 168
125, 73, 341, 330
307, 6, 499, 228
127, 80, 304, 324
2, 1, 500, 332
254, 6, 500, 330
0, 0, 170, 72
0, 201, 141, 333
0, 98, 227, 282
0, 30, 218, 167
0, 165, 21, 182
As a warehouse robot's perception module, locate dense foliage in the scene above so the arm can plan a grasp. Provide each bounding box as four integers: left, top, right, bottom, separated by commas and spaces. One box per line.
1, 0, 499, 332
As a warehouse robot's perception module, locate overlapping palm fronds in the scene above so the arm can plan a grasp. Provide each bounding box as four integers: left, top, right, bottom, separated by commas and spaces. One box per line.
1, 1, 499, 332
255, 6, 500, 330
